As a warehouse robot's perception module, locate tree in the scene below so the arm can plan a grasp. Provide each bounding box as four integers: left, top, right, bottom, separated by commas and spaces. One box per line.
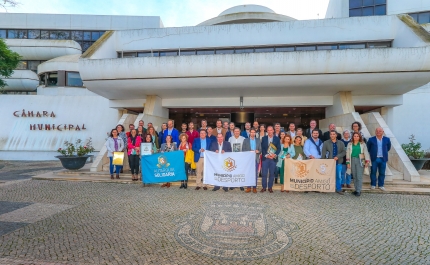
0, 38, 21, 90
1, 0, 19, 10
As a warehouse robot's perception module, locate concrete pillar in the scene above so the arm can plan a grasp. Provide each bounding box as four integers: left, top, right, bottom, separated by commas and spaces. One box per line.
141, 95, 169, 131
325, 92, 355, 118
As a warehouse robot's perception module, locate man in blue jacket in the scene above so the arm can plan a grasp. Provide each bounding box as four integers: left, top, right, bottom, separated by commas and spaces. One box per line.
162, 120, 179, 145
192, 129, 212, 190
260, 126, 281, 193
367, 127, 392, 191
240, 122, 251, 138
210, 133, 232, 192
158, 122, 167, 147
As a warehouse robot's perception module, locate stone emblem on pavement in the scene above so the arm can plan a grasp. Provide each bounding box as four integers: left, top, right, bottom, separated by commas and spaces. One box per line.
174, 201, 298, 260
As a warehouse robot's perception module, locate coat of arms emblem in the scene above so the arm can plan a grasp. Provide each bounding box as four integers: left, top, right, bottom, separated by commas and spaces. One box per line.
292, 161, 309, 178
223, 157, 237, 172
157, 155, 170, 168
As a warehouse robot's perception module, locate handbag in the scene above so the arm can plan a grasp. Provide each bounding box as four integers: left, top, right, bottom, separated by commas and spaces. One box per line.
112, 152, 125, 166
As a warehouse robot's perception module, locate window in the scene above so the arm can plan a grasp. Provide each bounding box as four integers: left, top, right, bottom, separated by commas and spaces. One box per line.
82, 41, 92, 51
317, 45, 338, 50
275, 47, 294, 52
71, 31, 83, 41
83, 31, 92, 41
66, 72, 83, 87
40, 30, 49, 39
349, 0, 386, 17
216, 49, 234, 54
39, 74, 46, 86
28, 30, 41, 39
368, 42, 390, 48
159, 51, 178, 57
123, 52, 137, 58
50, 30, 70, 39
16, 61, 28, 70
235, 48, 254, 54
8, 29, 27, 39
0, 29, 6, 38
418, 12, 430, 24
46, 72, 58, 86
339, 43, 366, 49
180, 50, 196, 56
255, 47, 274, 53
296, 46, 316, 51
197, 50, 215, 55
28, 61, 42, 72
91, 31, 100, 41
137, 52, 153, 57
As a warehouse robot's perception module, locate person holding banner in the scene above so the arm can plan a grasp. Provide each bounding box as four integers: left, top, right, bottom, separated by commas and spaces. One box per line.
144, 134, 158, 154
210, 133, 232, 192
304, 129, 323, 159
346, 132, 371, 197
160, 135, 177, 188
127, 129, 142, 181
228, 127, 246, 190
179, 133, 191, 189
243, 128, 262, 193
192, 129, 211, 190
260, 126, 281, 193
277, 135, 295, 192
292, 136, 305, 159
105, 129, 125, 180
322, 130, 346, 195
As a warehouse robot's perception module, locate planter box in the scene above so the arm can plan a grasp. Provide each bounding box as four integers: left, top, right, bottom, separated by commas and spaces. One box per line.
56, 155, 92, 170
410, 158, 430, 171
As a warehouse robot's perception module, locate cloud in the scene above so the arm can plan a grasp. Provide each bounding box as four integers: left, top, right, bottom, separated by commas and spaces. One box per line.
1, 0, 330, 27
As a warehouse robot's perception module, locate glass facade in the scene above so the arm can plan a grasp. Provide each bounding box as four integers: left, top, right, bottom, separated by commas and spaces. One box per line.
0, 29, 105, 52
410, 11, 430, 24
349, 0, 386, 17
16, 60, 46, 73
118, 41, 391, 58
66, 72, 84, 87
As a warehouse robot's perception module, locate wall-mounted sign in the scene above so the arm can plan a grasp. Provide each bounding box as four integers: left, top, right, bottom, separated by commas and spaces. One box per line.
13, 109, 86, 131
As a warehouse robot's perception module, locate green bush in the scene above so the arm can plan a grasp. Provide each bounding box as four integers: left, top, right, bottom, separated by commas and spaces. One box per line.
402, 135, 425, 159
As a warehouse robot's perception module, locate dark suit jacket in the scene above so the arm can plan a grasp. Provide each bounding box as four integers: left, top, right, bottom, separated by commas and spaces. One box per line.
240, 130, 250, 139
192, 137, 212, 162
261, 135, 281, 162
321, 140, 346, 164
367, 136, 391, 162
210, 141, 232, 152
225, 130, 234, 141
305, 128, 323, 141
242, 137, 262, 162
322, 131, 342, 142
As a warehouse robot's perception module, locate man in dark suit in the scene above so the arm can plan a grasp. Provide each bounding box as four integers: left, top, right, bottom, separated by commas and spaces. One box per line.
192, 129, 212, 190
260, 126, 281, 193
210, 133, 232, 192
305, 119, 323, 141
322, 123, 342, 141
367, 127, 392, 191
242, 128, 262, 193
224, 122, 235, 141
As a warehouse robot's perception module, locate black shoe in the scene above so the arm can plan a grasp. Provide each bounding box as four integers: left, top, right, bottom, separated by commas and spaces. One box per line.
352, 191, 357, 195
229, 187, 234, 190
355, 192, 361, 197
240, 187, 244, 191
223, 187, 228, 192
275, 178, 278, 184
184, 183, 188, 189
212, 187, 220, 191
180, 183, 184, 189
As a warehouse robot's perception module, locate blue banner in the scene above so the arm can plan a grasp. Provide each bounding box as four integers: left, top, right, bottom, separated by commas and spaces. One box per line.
141, 151, 186, 184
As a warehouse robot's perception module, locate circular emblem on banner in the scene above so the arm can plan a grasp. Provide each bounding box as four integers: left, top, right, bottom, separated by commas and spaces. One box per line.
157, 155, 170, 168
316, 163, 328, 175
223, 157, 237, 172
174, 202, 298, 260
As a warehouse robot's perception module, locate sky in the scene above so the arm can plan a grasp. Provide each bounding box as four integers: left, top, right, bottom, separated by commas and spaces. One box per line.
1, 0, 330, 27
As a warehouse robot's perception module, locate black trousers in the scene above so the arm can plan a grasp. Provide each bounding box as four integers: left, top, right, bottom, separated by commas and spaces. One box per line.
183, 163, 190, 183
129, 155, 140, 175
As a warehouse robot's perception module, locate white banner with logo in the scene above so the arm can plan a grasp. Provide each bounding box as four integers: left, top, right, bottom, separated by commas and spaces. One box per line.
203, 151, 256, 187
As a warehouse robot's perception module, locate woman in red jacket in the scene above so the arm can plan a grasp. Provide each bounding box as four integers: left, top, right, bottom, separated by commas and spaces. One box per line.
128, 129, 142, 181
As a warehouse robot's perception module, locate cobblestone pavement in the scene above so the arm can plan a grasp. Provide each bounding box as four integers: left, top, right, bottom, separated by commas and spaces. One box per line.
0, 179, 429, 264
0, 161, 62, 183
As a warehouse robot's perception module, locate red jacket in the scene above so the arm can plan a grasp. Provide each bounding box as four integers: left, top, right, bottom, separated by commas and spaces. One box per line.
186, 130, 199, 145
127, 136, 142, 155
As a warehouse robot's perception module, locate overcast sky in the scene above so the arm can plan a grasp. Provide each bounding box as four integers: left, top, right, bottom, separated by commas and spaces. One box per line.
1, 0, 330, 27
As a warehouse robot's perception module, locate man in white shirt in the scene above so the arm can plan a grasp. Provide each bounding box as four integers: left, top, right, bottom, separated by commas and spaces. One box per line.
228, 128, 246, 191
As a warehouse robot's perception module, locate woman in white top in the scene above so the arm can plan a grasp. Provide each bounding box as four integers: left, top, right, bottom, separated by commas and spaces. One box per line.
105, 128, 125, 180
160, 135, 177, 188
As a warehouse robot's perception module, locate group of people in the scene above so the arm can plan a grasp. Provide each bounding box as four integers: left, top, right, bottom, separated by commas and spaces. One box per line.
105, 118, 391, 197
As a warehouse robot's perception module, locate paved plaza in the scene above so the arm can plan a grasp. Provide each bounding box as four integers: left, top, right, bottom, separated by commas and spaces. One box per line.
0, 162, 429, 264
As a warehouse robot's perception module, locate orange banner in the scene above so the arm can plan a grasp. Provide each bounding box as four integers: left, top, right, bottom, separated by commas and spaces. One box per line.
284, 159, 336, 192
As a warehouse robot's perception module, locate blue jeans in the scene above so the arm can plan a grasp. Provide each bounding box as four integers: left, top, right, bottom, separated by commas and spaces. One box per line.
335, 164, 343, 192
262, 159, 277, 189
371, 157, 387, 187
248, 162, 259, 189
109, 157, 123, 175
341, 164, 352, 185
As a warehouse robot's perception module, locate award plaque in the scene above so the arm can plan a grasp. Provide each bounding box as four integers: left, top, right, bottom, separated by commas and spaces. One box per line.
267, 143, 277, 156
141, 143, 153, 156
112, 151, 124, 165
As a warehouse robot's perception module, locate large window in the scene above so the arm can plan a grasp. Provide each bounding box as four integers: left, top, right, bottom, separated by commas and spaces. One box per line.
349, 0, 386, 17
46, 72, 58, 87
8, 29, 27, 39
409, 11, 430, 24
66, 72, 84, 87
16, 60, 45, 73
0, 29, 5, 38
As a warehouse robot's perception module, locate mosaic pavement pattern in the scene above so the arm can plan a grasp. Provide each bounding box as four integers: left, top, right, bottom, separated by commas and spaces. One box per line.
0, 176, 429, 264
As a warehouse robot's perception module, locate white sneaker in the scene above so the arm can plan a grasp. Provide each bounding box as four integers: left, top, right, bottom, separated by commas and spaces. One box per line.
379, 187, 386, 191
371, 186, 376, 189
